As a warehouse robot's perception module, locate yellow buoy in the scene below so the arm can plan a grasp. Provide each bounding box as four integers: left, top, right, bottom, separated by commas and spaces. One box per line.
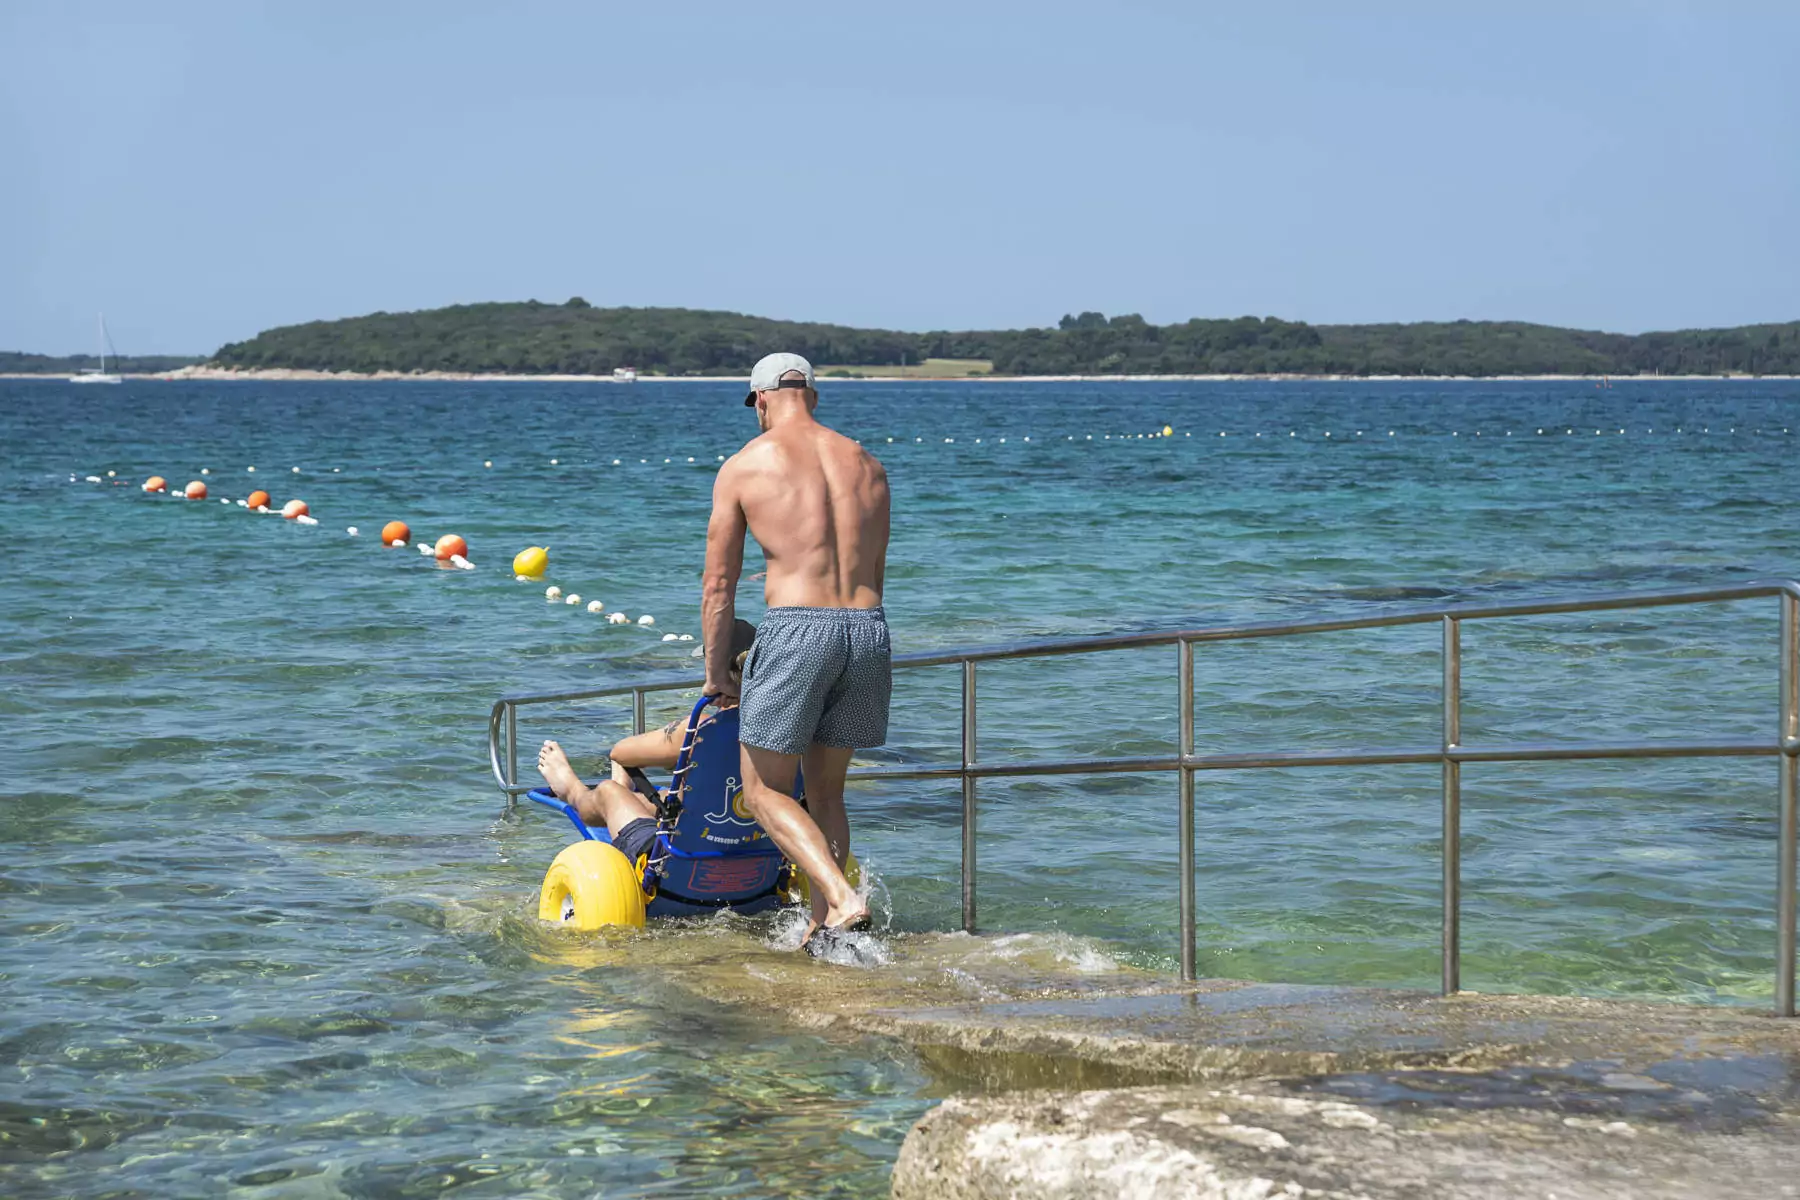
1162, 425, 1173, 438
512, 545, 549, 578
539, 841, 647, 930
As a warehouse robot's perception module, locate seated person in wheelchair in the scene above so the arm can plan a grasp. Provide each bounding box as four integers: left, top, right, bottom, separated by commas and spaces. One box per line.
534, 619, 757, 867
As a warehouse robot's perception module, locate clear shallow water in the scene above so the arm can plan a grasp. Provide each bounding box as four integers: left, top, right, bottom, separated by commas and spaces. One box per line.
4, 378, 1799, 1196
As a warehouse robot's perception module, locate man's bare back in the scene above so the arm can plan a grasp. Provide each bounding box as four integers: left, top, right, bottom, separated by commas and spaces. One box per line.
700, 354, 892, 951
727, 422, 889, 610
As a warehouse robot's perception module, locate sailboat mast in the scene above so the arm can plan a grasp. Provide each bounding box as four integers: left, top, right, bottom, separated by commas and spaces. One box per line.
98, 312, 106, 373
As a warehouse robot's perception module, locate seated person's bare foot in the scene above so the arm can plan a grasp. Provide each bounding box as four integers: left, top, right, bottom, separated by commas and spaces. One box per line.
538, 740, 591, 805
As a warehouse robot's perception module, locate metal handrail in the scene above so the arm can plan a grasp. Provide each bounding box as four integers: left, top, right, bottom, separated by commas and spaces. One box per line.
487, 579, 1800, 1016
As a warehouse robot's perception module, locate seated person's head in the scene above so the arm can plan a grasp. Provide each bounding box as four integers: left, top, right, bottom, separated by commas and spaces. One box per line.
725, 618, 757, 683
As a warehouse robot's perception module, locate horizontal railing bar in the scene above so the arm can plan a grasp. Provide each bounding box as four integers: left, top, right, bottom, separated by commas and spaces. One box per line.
891, 580, 1800, 669
491, 581, 1800, 712
840, 739, 1782, 783
1449, 739, 1774, 763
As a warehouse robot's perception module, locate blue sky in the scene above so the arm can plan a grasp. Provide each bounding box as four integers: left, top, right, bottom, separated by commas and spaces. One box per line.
4, 2, 1796, 354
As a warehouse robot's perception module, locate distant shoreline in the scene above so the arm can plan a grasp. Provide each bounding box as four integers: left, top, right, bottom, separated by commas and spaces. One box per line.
6, 367, 1797, 384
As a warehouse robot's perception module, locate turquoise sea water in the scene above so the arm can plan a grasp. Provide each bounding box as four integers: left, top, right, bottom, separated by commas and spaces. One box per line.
4, 377, 1799, 1196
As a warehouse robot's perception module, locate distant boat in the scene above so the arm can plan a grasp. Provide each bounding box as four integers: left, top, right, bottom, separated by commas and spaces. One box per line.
612, 366, 638, 383
69, 313, 123, 384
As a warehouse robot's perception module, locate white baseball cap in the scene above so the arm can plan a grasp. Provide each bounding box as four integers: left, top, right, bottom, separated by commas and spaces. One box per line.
745, 352, 815, 406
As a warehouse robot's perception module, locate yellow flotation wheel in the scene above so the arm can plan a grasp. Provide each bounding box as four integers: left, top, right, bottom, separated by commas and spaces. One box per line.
780, 852, 862, 908
538, 841, 648, 930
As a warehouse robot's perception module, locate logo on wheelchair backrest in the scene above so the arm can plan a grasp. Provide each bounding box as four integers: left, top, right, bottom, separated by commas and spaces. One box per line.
704, 775, 758, 827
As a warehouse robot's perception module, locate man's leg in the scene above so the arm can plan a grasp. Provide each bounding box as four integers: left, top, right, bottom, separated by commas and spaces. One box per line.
740, 742, 866, 929
800, 743, 856, 927
538, 740, 656, 830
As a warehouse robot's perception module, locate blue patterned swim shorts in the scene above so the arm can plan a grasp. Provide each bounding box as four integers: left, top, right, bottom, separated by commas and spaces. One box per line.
739, 606, 892, 756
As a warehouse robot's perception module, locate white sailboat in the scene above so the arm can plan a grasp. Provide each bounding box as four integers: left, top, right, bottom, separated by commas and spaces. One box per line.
69, 313, 123, 384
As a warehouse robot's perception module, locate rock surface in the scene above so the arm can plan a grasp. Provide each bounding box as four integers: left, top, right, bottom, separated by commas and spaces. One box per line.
893, 1082, 1800, 1199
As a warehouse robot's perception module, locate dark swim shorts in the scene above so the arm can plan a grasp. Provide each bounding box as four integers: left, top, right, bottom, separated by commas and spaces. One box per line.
739, 606, 892, 756
610, 816, 659, 866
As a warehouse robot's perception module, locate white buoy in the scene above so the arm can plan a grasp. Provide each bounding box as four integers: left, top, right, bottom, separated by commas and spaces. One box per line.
347, 526, 359, 536
200, 468, 209, 475
550, 458, 558, 465
106, 470, 115, 477
484, 460, 493, 468
662, 633, 679, 642
677, 634, 694, 642
546, 586, 563, 601
565, 594, 582, 605
687, 457, 695, 463
247, 466, 256, 473
236, 499, 248, 506
451, 555, 475, 570
85, 475, 102, 483
419, 543, 435, 556
587, 600, 604, 613
220, 498, 231, 504
292, 466, 301, 473
637, 614, 655, 627
296, 514, 319, 526
393, 539, 407, 548
613, 459, 622, 465
607, 612, 629, 625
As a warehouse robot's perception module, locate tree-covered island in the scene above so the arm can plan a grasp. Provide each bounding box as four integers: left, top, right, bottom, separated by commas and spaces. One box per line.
137, 301, 1800, 378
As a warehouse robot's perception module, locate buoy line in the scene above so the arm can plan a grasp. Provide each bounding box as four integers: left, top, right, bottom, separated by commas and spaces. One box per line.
84, 470, 709, 645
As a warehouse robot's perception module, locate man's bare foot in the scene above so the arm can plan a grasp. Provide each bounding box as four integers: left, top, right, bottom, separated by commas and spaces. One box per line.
822, 896, 869, 931
537, 740, 586, 802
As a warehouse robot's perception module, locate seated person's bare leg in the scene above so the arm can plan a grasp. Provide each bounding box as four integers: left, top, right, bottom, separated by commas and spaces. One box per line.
537, 740, 657, 831
740, 743, 867, 930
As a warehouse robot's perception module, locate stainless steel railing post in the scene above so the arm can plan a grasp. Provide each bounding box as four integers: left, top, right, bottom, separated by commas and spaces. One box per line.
1780, 593, 1798, 1017
1442, 615, 1462, 996
1179, 638, 1196, 982
633, 689, 646, 737
962, 659, 978, 934
505, 703, 518, 812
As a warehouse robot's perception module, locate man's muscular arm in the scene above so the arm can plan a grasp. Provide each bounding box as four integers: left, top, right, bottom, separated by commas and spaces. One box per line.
701, 459, 748, 699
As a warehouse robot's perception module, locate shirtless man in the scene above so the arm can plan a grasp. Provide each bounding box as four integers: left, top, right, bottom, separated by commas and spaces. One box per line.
703, 352, 891, 952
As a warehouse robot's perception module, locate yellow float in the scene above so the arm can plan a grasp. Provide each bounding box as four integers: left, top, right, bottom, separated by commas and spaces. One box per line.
512, 545, 549, 578
537, 840, 648, 930
779, 853, 862, 909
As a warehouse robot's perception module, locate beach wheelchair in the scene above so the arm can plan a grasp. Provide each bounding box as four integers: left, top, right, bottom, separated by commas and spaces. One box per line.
527, 694, 856, 930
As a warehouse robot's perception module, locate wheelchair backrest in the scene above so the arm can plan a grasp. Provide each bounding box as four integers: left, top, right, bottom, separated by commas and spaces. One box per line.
661, 701, 800, 859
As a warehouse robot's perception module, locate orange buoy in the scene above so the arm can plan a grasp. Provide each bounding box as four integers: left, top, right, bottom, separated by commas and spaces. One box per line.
143, 476, 167, 493
246, 489, 271, 509
184, 480, 207, 500
381, 520, 411, 547
282, 499, 309, 520
434, 533, 468, 561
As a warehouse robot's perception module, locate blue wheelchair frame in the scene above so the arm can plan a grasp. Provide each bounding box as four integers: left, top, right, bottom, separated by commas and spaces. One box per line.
526, 695, 801, 918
